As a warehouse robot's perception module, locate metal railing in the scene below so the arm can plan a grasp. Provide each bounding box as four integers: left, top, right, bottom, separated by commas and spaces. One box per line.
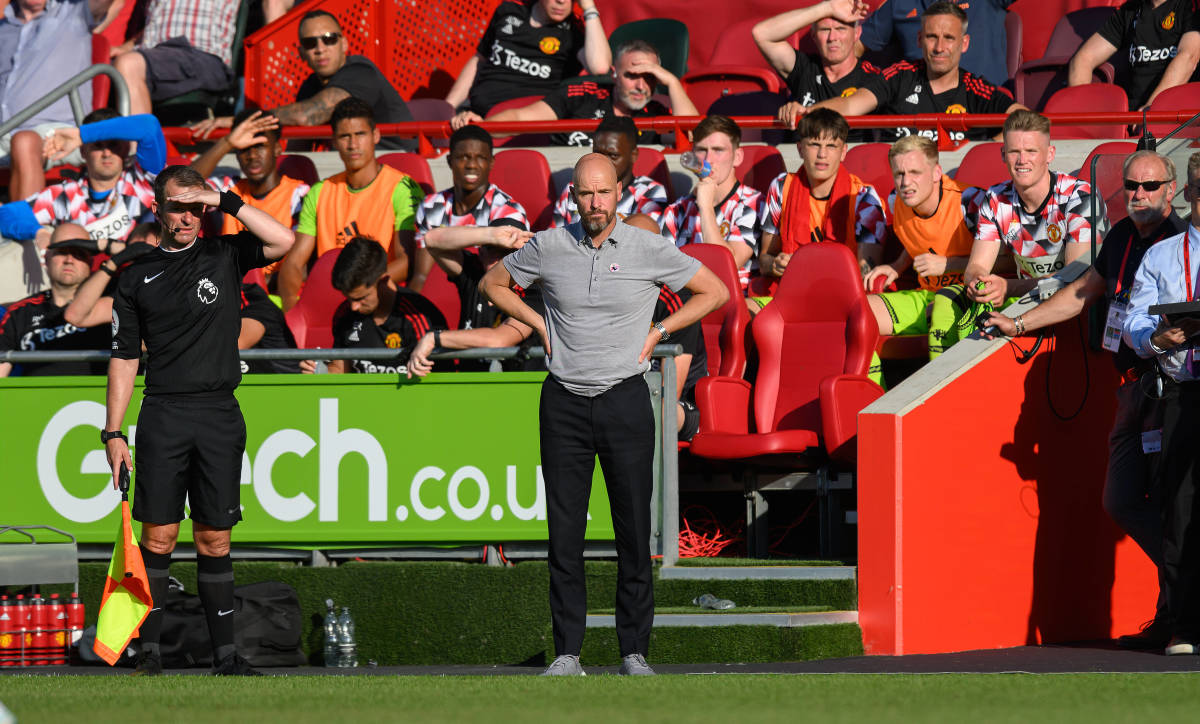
0, 64, 129, 140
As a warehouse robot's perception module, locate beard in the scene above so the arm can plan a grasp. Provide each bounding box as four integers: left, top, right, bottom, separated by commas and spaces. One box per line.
582, 209, 613, 235
617, 88, 651, 112
1126, 203, 1164, 225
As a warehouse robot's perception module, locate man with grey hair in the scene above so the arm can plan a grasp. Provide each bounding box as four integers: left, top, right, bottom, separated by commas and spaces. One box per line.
982, 149, 1184, 649
481, 153, 727, 676
451, 40, 698, 146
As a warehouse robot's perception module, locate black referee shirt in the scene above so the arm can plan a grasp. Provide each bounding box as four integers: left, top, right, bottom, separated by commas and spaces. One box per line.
862, 61, 1014, 142
111, 232, 268, 396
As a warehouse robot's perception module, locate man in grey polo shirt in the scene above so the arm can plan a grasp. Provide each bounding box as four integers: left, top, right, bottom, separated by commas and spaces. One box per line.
482, 153, 728, 676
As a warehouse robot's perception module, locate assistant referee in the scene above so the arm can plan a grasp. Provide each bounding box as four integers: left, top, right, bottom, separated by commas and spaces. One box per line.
103, 165, 295, 676
481, 153, 728, 676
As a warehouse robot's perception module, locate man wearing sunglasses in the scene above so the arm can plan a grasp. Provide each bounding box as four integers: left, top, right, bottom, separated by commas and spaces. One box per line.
192, 10, 415, 152
0, 223, 109, 376
981, 150, 1184, 651
1123, 151, 1200, 656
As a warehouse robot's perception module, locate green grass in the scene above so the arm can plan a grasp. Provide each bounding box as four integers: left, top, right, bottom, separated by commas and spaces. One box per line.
589, 605, 834, 615
2, 673, 1199, 724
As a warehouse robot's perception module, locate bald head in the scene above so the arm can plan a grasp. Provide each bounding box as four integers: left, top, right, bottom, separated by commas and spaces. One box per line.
51, 223, 89, 244
571, 153, 621, 240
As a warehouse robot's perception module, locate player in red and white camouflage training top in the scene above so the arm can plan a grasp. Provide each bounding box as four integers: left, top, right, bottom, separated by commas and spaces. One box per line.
552, 116, 667, 227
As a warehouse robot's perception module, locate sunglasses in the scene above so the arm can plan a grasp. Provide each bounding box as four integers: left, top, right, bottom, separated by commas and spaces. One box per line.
1123, 179, 1170, 192
299, 32, 341, 50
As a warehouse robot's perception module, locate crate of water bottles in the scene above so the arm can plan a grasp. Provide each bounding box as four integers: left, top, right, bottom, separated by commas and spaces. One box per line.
323, 599, 357, 668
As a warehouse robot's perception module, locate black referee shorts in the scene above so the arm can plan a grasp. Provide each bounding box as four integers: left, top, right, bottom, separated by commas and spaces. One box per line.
132, 395, 247, 528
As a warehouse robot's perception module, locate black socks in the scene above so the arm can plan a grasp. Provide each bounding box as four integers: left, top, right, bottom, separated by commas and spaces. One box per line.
197, 553, 236, 663
137, 545, 171, 656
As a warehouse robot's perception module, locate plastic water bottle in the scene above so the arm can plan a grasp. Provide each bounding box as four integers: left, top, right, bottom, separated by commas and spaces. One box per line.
322, 599, 339, 667
336, 606, 357, 668
693, 593, 736, 610
679, 150, 712, 179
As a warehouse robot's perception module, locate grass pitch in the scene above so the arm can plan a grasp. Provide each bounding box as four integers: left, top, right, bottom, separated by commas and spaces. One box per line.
2, 673, 1198, 724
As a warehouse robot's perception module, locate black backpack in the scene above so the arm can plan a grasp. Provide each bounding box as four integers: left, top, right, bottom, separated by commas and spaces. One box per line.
160, 580, 306, 667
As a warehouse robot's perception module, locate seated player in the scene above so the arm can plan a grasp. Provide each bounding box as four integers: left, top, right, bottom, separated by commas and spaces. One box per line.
279, 98, 424, 310
758, 108, 886, 300
964, 110, 1108, 315
752, 0, 883, 142
1068, 0, 1200, 110
63, 222, 161, 329
552, 116, 668, 227
660, 115, 763, 294
239, 282, 300, 374
445, 0, 611, 117
427, 218, 535, 329
320, 236, 447, 375
412, 125, 527, 293
863, 136, 985, 362
803, 2, 1023, 143
452, 39, 696, 147
190, 110, 310, 288
0, 224, 110, 376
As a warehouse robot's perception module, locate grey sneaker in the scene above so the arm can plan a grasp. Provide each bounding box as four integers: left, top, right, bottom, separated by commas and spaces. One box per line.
619, 653, 655, 676
1165, 637, 1196, 656
540, 654, 585, 676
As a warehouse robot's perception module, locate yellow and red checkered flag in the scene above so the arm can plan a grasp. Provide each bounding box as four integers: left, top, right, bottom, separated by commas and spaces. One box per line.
93, 463, 152, 665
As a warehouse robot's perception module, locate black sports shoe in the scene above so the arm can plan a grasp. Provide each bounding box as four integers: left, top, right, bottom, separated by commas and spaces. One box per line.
130, 651, 162, 676
211, 653, 263, 676
1117, 618, 1172, 650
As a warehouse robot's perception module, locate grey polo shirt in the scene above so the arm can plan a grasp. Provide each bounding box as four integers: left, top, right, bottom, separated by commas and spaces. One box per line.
504, 219, 701, 397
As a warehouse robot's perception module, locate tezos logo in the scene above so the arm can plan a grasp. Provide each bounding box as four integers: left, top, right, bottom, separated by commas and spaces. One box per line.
197, 278, 219, 304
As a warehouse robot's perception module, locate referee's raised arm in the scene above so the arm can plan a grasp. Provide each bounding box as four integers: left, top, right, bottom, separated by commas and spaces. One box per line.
166, 186, 296, 259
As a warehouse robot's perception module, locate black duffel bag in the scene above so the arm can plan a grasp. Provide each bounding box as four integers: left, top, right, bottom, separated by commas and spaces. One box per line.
160, 580, 307, 668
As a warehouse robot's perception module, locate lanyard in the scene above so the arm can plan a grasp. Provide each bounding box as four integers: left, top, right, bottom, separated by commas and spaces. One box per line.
1114, 240, 1134, 299
1186, 235, 1196, 302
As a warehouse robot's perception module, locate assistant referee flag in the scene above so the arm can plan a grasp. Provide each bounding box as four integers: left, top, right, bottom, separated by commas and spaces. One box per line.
93, 464, 152, 665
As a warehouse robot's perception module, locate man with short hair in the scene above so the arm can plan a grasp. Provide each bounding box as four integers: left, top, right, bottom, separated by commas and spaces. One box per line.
322, 235, 447, 375
190, 109, 311, 285
759, 108, 886, 299
981, 150, 1184, 650
192, 9, 416, 151
965, 110, 1108, 309
413, 125, 527, 294
807, 1, 1023, 143
0, 224, 109, 376
452, 39, 697, 147
278, 98, 425, 310
0, 0, 117, 200
111, 0, 239, 115
660, 115, 763, 293
752, 0, 883, 141
855, 0, 1017, 87
480, 153, 728, 677
1122, 151, 1200, 656
552, 116, 667, 227
104, 165, 296, 676
1068, 0, 1200, 110
863, 135, 984, 358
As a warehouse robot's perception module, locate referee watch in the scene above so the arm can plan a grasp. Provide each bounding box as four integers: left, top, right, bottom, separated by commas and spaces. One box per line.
653, 322, 670, 341
100, 430, 127, 444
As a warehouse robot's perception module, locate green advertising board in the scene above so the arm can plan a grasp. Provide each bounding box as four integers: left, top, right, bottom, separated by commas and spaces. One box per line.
3, 372, 618, 546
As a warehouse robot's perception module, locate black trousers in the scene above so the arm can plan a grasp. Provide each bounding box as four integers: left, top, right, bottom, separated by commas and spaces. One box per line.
540, 374, 655, 658
1160, 380, 1200, 638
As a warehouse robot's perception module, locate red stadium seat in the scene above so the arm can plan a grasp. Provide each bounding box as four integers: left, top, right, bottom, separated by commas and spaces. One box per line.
951, 142, 1007, 190
689, 242, 883, 466
284, 248, 343, 349
1147, 82, 1200, 139
492, 149, 556, 231
1004, 11, 1023, 90
378, 153, 435, 196
1013, 7, 1119, 110
1079, 141, 1136, 226
844, 143, 895, 209
707, 91, 791, 145
422, 263, 461, 331
736, 145, 787, 196
485, 95, 551, 147
706, 16, 795, 70
92, 34, 111, 110
243, 267, 268, 291
683, 65, 783, 119
632, 146, 672, 199
680, 244, 749, 378
278, 154, 319, 185
1043, 84, 1129, 139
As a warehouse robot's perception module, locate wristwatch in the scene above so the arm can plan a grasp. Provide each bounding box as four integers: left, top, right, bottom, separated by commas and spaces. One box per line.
100, 429, 127, 444
654, 322, 670, 341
